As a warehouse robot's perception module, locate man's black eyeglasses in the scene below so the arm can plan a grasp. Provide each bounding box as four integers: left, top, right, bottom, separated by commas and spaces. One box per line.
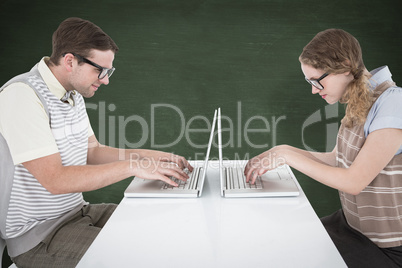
305, 73, 329, 90
63, 53, 115, 80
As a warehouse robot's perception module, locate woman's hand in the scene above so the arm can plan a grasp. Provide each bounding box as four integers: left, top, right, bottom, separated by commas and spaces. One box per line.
244, 146, 287, 184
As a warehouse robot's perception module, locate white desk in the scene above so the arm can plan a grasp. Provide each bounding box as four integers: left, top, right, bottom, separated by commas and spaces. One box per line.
77, 161, 346, 268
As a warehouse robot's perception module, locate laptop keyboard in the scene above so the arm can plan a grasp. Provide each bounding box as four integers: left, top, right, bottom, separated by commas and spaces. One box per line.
226, 167, 263, 190
161, 167, 201, 190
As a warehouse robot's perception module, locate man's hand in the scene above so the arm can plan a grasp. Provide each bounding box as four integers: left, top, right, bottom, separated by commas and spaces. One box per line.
129, 157, 191, 187
130, 150, 193, 172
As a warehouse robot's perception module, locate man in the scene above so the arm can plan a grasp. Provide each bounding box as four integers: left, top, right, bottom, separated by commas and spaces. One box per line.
0, 17, 192, 267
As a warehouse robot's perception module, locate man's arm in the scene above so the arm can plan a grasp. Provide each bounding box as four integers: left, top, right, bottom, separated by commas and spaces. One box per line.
87, 135, 193, 171
23, 135, 192, 195
23, 153, 133, 194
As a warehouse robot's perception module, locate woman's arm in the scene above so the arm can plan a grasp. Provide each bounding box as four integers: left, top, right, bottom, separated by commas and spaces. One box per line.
281, 146, 337, 167
245, 128, 402, 195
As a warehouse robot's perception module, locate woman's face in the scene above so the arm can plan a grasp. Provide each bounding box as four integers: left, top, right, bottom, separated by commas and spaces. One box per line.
301, 63, 354, 104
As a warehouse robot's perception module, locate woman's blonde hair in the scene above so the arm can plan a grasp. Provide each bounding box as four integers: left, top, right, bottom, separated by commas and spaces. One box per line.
299, 29, 372, 128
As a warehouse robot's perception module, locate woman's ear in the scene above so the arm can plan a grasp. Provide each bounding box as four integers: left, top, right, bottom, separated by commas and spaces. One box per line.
342, 59, 352, 76
343, 70, 352, 76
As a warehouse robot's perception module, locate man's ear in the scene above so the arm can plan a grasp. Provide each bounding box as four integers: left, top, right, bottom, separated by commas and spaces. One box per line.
62, 53, 75, 72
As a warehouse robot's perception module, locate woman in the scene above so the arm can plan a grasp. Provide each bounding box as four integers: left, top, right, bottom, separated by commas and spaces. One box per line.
245, 29, 402, 267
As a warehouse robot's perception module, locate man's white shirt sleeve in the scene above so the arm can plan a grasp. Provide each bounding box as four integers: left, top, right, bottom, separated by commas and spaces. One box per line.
0, 82, 59, 165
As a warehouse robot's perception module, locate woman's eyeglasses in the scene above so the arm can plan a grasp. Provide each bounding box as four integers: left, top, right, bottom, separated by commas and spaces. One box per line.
305, 73, 329, 90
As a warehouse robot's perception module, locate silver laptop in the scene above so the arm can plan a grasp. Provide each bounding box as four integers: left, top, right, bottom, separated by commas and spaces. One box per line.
217, 108, 300, 198
124, 110, 217, 198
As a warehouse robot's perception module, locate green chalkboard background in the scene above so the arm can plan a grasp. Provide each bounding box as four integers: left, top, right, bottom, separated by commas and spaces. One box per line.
1, 0, 402, 265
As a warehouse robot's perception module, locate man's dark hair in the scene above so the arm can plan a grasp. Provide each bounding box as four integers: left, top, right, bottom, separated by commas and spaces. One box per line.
49, 17, 119, 66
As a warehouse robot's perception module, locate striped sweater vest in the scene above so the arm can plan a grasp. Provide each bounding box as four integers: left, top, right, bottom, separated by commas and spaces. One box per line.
0, 65, 87, 240
337, 81, 402, 248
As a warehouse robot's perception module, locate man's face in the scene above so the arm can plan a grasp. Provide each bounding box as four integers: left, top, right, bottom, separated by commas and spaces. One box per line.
69, 49, 115, 98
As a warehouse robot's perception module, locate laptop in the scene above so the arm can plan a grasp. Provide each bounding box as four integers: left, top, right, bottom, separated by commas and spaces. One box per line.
217, 108, 300, 198
124, 110, 217, 198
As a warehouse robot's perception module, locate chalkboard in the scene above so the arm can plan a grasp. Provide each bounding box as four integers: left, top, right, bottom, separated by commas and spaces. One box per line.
1, 0, 401, 221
